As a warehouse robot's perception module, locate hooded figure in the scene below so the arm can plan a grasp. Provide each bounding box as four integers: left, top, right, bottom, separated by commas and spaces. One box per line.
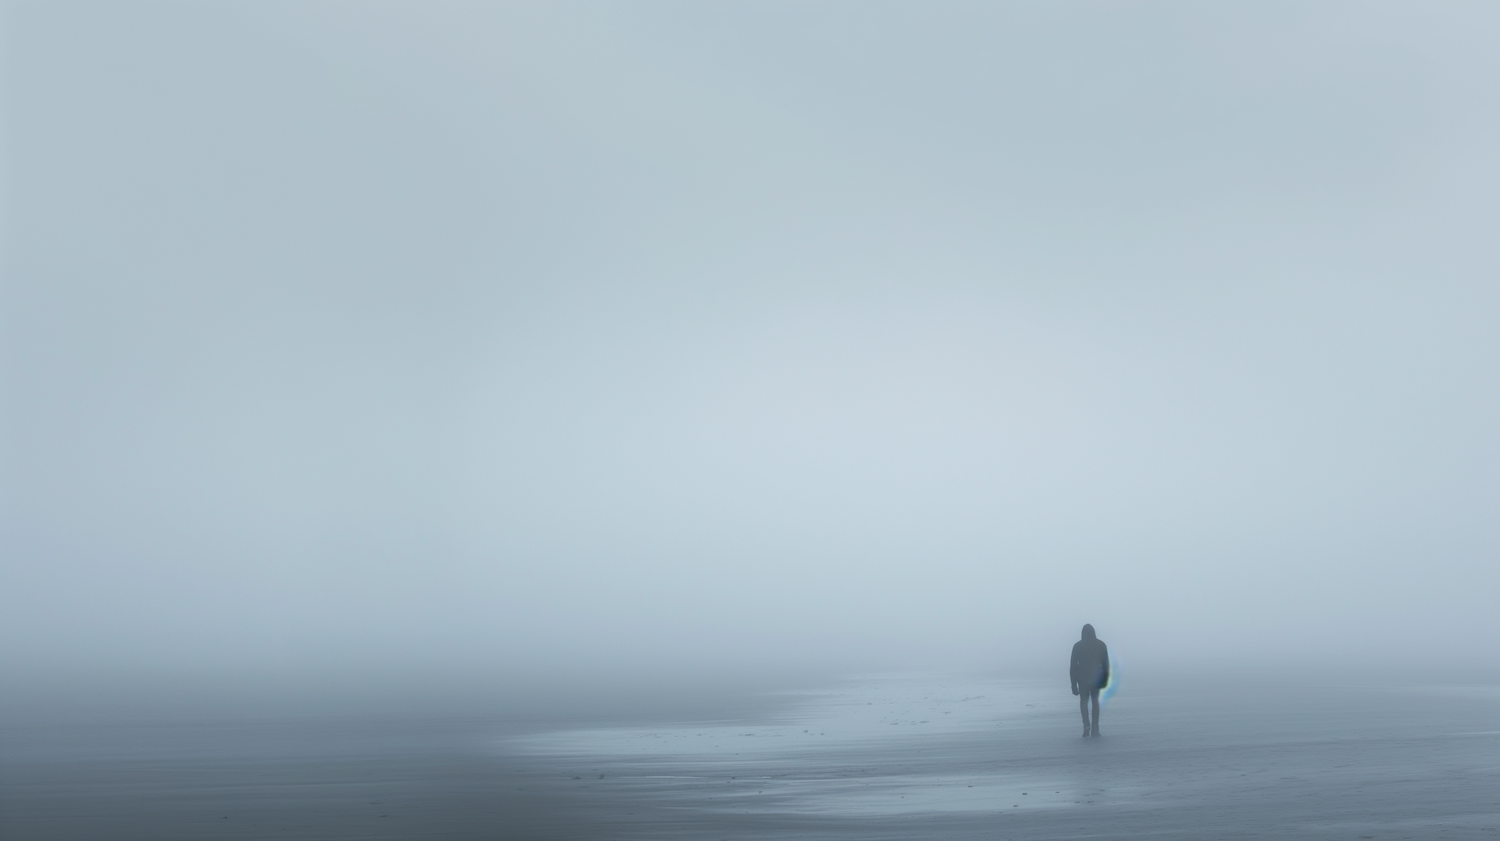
1070, 624, 1109, 737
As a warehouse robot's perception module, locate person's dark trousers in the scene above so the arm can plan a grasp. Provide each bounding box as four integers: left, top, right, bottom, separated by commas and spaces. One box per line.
1079, 687, 1100, 735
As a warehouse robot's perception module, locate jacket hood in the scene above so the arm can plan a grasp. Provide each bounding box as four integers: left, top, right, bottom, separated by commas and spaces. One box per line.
1081, 624, 1096, 640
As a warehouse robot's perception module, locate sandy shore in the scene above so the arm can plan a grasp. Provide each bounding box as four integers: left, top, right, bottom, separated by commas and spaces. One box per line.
4, 674, 1498, 839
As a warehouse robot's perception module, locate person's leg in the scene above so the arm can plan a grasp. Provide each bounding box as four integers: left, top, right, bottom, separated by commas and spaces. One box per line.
1079, 689, 1090, 736
1089, 688, 1101, 735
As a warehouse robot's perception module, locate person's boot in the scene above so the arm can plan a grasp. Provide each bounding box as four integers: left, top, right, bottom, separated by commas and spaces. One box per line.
1082, 724, 1091, 737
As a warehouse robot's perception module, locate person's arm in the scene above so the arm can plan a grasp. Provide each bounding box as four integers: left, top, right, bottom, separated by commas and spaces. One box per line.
1070, 643, 1081, 694
1100, 643, 1110, 687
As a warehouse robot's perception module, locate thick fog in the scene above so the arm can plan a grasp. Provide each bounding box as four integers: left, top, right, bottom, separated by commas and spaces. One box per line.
4, 2, 1498, 701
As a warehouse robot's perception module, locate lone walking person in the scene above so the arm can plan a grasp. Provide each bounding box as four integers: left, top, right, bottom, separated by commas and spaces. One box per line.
1070, 624, 1110, 737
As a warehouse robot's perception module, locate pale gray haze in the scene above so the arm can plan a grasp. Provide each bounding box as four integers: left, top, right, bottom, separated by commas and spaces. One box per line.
4, 1, 1499, 707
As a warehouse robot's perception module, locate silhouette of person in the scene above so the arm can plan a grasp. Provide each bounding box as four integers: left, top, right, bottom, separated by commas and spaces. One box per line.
1070, 624, 1109, 737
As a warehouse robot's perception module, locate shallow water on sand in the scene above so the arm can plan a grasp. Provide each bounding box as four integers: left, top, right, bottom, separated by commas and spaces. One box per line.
4, 674, 1498, 839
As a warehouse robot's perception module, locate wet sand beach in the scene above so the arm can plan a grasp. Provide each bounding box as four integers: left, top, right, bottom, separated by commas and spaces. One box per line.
4, 675, 1498, 840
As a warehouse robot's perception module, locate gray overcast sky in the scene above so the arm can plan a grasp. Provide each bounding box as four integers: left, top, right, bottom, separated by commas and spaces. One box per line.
3, 1, 1498, 686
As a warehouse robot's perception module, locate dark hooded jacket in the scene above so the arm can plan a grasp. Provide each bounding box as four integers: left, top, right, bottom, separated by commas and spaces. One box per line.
1070, 624, 1109, 691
